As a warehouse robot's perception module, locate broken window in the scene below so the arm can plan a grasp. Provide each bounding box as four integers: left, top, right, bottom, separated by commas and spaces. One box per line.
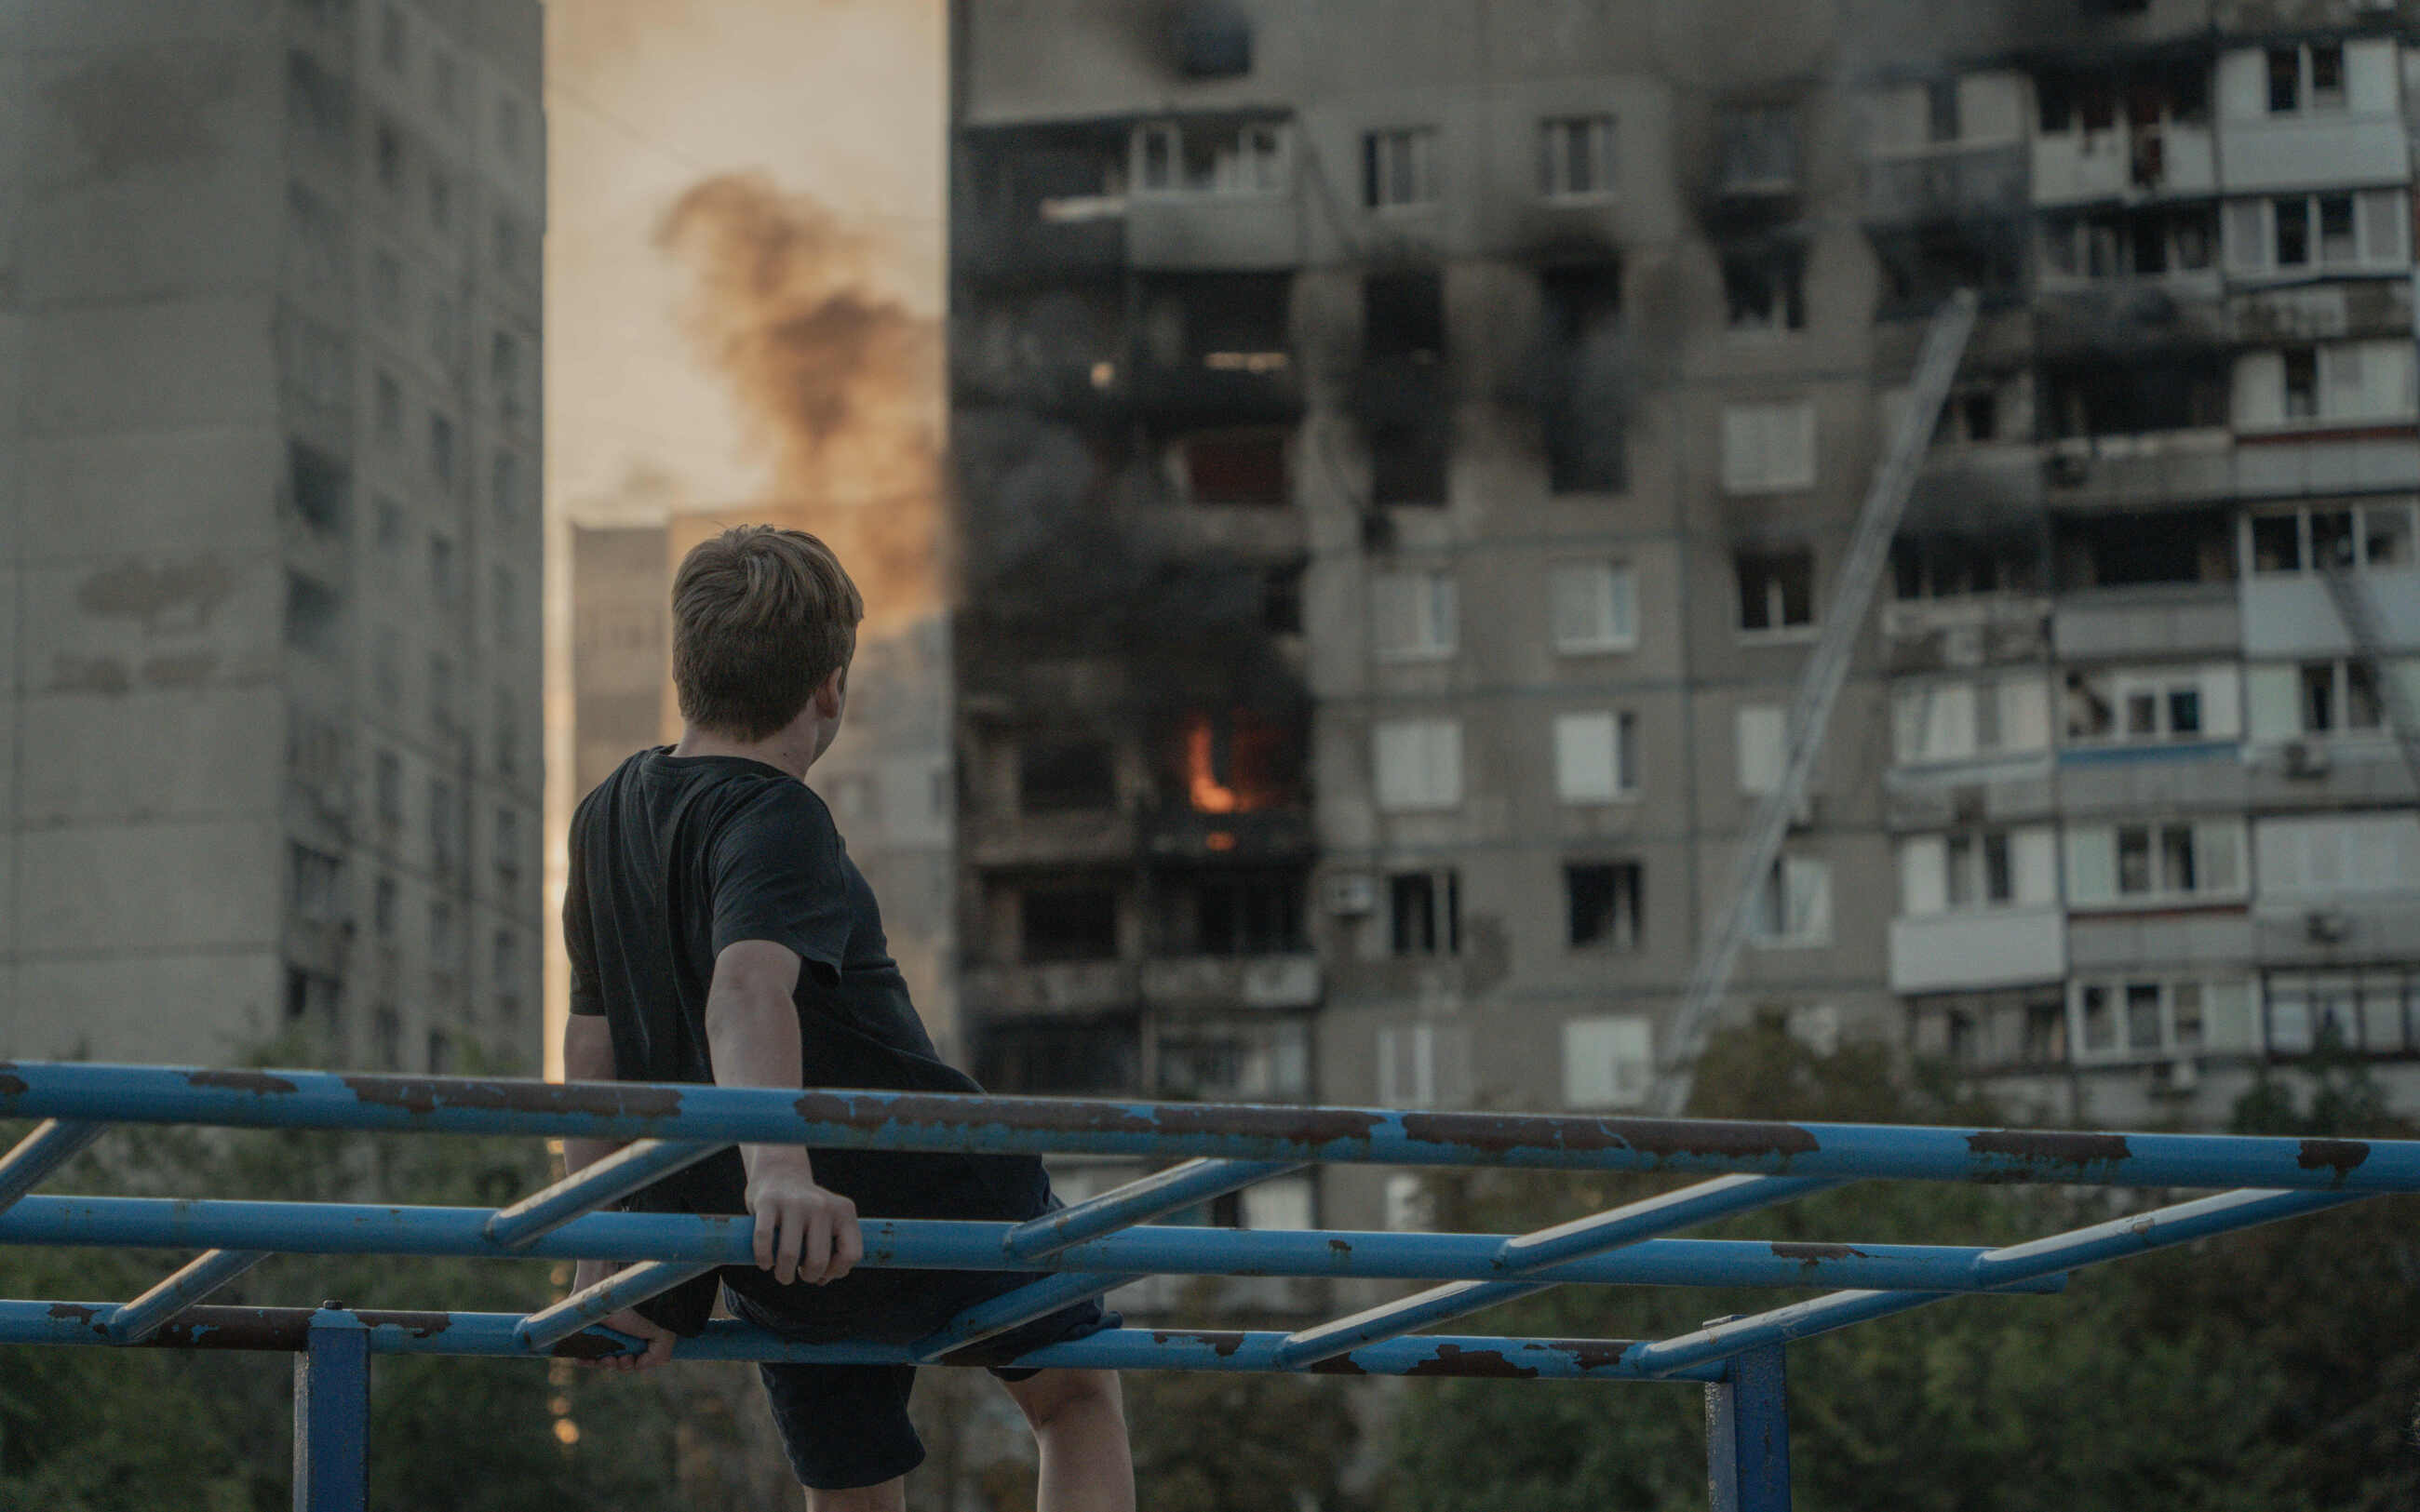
1539, 263, 1626, 492
1722, 243, 1806, 334
2044, 359, 2225, 438
1364, 127, 1439, 207
1169, 866, 1307, 956
1019, 739, 1117, 812
1539, 114, 1616, 199
1735, 549, 1815, 633
1389, 869, 1460, 957
976, 1019, 1140, 1095
1362, 270, 1449, 505
2054, 509, 2232, 589
1566, 862, 1644, 950
1174, 429, 1288, 505
1717, 105, 1799, 192
284, 572, 343, 658
1021, 885, 1120, 962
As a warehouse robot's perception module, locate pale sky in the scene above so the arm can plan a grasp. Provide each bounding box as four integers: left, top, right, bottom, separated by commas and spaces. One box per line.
539, 0, 946, 1071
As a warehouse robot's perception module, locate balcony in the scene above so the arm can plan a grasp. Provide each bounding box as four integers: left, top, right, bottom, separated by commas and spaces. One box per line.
2218, 112, 2406, 196
2032, 124, 2214, 206
1880, 595, 2052, 676
962, 960, 1139, 1018
2054, 582, 2240, 662
1882, 758, 2057, 834
2252, 896, 2420, 969
2066, 911, 2252, 973
1127, 194, 1302, 273
1140, 953, 1322, 1010
2034, 278, 2226, 360
1889, 906, 2065, 995
2042, 430, 2235, 512
1861, 142, 2028, 224
1140, 806, 1313, 862
963, 810, 1136, 869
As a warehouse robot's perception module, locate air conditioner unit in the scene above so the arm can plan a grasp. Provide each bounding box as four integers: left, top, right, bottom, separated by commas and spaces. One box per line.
2306, 908, 2353, 945
2150, 1057, 2200, 1096
1323, 874, 1377, 917
2283, 740, 2332, 779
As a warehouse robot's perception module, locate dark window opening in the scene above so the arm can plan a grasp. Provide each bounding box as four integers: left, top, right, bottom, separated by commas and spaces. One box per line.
1566, 862, 1644, 950
977, 1019, 1141, 1095
2053, 508, 2234, 589
1140, 272, 1293, 376
1891, 534, 2041, 599
1874, 221, 2023, 314
1170, 0, 1253, 79
2044, 359, 2226, 439
1021, 886, 1121, 962
2284, 347, 2319, 420
1735, 549, 1815, 632
285, 572, 343, 658
289, 443, 349, 533
1019, 739, 1117, 813
1165, 867, 1308, 956
1262, 561, 1306, 635
1361, 270, 1449, 506
2268, 47, 2301, 114
1390, 871, 1460, 957
1717, 104, 1799, 192
1722, 243, 1806, 333
1178, 429, 1289, 505
1539, 263, 1628, 493
1925, 80, 1960, 144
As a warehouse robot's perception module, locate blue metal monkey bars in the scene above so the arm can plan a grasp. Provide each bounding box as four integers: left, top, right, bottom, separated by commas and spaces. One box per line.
0, 1063, 2413, 1511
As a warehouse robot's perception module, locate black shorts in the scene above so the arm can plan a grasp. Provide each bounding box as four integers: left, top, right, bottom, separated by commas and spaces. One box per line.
726, 1280, 1119, 1492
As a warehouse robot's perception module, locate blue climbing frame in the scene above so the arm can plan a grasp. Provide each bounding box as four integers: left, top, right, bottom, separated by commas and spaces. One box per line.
0, 1064, 2413, 1512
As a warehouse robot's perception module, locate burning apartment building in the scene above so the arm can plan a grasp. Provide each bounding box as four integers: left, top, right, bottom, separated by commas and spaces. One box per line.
0, 1, 547, 1072
948, 0, 2420, 1231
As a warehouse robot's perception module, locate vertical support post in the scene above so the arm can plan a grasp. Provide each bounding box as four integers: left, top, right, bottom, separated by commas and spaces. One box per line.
293, 1313, 370, 1512
1704, 1341, 1789, 1512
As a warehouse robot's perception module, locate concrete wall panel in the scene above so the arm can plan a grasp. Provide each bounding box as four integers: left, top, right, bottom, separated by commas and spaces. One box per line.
25, 296, 280, 435
17, 686, 283, 826
9, 951, 282, 1064
16, 551, 281, 700
12, 0, 274, 50
16, 817, 279, 956
22, 429, 280, 558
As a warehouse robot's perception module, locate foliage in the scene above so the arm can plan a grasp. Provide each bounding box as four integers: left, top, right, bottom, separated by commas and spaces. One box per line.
0, 1112, 699, 1511
1378, 1020, 2420, 1512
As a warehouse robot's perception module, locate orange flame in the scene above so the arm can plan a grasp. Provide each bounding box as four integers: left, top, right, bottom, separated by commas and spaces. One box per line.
1187, 716, 1242, 814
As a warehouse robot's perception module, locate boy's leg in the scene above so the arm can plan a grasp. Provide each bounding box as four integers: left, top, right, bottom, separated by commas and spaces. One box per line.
806, 1479, 906, 1512
1000, 1369, 1134, 1512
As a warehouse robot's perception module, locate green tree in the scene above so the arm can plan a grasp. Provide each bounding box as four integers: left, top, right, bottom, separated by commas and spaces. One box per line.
1378, 1021, 2420, 1512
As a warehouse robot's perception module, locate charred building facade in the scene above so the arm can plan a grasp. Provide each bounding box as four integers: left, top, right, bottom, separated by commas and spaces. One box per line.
949, 0, 2420, 1231
0, 1, 547, 1071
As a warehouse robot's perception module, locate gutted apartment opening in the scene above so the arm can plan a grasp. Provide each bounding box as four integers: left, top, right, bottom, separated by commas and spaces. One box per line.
2053, 507, 2233, 589
1020, 882, 1122, 962
1136, 272, 1297, 421
1155, 865, 1309, 956
2040, 206, 2216, 279
1018, 737, 1118, 812
1871, 219, 2025, 314
1715, 102, 1799, 196
1358, 269, 1449, 506
1536, 262, 1628, 493
1165, 426, 1290, 506
957, 123, 1129, 283
1168, 707, 1302, 816
2044, 355, 2227, 438
1891, 530, 2045, 599
1735, 548, 1815, 632
976, 1017, 1141, 1095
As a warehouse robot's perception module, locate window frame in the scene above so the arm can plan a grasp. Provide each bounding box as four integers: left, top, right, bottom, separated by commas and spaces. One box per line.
1538, 114, 1618, 202
1363, 126, 1441, 210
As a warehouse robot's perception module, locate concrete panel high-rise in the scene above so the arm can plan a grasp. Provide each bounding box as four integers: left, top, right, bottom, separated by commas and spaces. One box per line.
0, 0, 547, 1072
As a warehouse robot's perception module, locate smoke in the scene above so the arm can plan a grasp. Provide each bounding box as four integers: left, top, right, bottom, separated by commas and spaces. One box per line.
655, 173, 943, 627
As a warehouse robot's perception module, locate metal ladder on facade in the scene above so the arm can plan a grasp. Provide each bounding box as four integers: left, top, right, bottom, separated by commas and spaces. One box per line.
2318, 555, 2420, 791
1652, 291, 1980, 1117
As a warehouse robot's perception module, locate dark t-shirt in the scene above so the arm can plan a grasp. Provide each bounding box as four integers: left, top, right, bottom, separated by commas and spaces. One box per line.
564, 748, 1053, 1334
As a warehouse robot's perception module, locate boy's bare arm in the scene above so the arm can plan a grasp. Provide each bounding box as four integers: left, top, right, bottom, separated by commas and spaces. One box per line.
706, 939, 863, 1287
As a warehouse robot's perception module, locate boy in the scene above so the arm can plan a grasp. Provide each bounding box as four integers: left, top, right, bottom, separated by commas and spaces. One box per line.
560, 525, 1135, 1511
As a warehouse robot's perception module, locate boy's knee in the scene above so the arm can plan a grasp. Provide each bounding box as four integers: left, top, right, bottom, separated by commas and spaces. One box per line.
1007, 1367, 1123, 1431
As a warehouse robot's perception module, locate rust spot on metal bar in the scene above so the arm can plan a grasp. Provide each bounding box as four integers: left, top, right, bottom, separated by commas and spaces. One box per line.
1151, 1330, 1246, 1358
547, 1332, 633, 1361
345, 1076, 684, 1120
1769, 1241, 1864, 1268
1404, 1345, 1540, 1379
1327, 1238, 1352, 1254
356, 1309, 452, 1339
1400, 1113, 1819, 1162
186, 1070, 298, 1095
1308, 1356, 1369, 1375
1966, 1131, 2130, 1178
1549, 1339, 1643, 1371
47, 1304, 102, 1324
800, 1093, 1386, 1147
2297, 1139, 2370, 1178
0, 1069, 29, 1097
